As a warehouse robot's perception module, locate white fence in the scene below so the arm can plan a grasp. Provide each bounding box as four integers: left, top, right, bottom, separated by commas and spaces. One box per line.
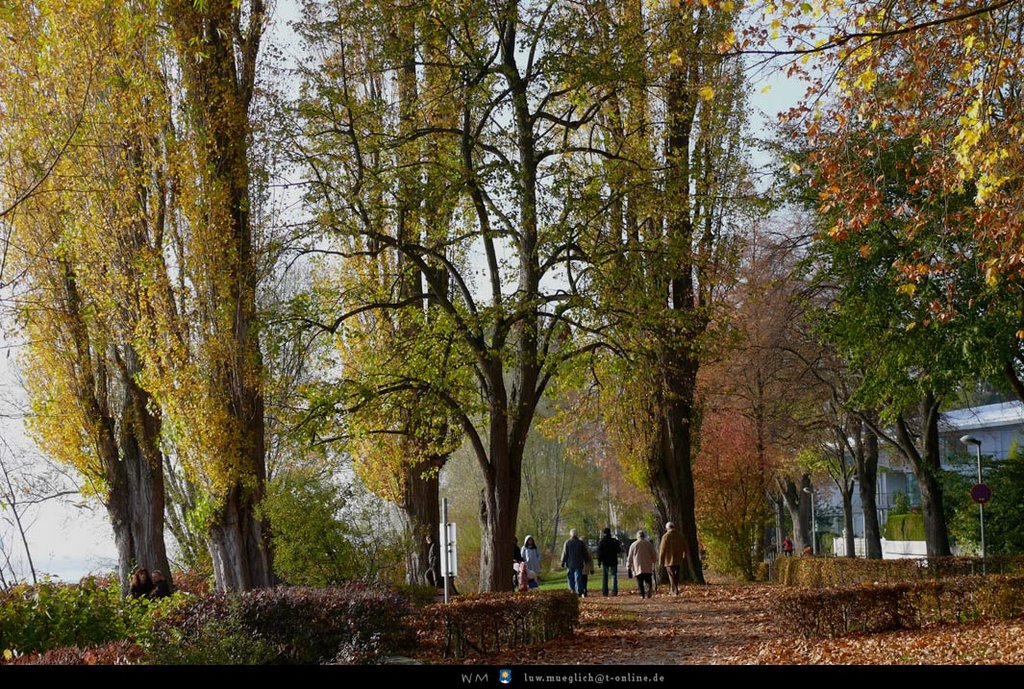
832, 537, 928, 559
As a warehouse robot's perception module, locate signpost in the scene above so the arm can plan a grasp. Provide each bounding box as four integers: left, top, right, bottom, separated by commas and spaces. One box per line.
441, 498, 457, 604
970, 483, 992, 505
961, 436, 988, 575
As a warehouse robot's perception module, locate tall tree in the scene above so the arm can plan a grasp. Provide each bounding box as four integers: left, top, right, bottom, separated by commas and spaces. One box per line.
159, 0, 273, 590
0, 0, 173, 591
787, 1, 1024, 396
291, 0, 468, 585
295, 0, 611, 590
799, 128, 986, 556
695, 408, 773, 580
583, 0, 752, 585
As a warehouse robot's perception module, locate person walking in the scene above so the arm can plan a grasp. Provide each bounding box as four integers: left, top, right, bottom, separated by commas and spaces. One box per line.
658, 521, 686, 595
579, 543, 593, 597
425, 533, 442, 588
512, 536, 525, 588
521, 535, 541, 589
782, 535, 794, 557
560, 529, 588, 595
626, 529, 657, 599
596, 527, 622, 596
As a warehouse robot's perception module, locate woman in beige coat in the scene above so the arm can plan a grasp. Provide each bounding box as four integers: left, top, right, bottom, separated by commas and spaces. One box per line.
626, 530, 657, 599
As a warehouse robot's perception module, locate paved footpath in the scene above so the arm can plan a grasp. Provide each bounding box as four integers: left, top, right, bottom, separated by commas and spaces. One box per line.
468, 583, 780, 665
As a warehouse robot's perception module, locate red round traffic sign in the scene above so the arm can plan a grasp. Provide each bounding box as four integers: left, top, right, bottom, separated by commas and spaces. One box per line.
971, 483, 992, 504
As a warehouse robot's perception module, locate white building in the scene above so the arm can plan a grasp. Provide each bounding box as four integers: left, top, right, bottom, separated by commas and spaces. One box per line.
824, 401, 1024, 558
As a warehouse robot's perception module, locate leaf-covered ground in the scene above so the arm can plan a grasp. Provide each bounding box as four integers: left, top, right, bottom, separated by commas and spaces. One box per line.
425, 582, 1024, 665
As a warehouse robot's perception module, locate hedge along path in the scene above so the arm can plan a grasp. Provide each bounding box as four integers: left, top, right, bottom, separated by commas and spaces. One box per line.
453, 580, 1024, 665
454, 584, 781, 665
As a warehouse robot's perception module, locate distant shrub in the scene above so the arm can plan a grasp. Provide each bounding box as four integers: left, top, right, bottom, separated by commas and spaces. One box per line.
258, 472, 360, 586
780, 574, 1024, 638
169, 569, 212, 595
144, 585, 415, 664
422, 590, 578, 658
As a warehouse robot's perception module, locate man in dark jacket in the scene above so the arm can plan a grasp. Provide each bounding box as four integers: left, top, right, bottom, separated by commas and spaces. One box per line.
596, 527, 622, 596
559, 529, 589, 595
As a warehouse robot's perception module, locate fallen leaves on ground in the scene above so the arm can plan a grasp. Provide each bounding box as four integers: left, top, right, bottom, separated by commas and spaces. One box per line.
419, 583, 1024, 665
746, 618, 1024, 664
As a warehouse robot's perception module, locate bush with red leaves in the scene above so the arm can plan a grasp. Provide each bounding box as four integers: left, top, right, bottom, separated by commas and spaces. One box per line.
9, 640, 144, 665
781, 574, 1024, 638
144, 584, 415, 664
421, 590, 579, 659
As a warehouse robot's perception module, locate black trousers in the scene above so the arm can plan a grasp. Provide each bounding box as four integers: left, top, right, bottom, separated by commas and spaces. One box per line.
636, 572, 653, 598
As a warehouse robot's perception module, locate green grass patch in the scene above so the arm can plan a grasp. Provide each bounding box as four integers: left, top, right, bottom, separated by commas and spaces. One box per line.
536, 571, 569, 591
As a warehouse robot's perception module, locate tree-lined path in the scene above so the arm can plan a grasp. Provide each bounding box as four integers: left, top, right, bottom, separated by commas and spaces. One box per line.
440, 583, 1024, 665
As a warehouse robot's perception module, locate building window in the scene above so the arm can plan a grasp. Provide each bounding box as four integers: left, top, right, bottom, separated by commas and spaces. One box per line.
905, 473, 921, 508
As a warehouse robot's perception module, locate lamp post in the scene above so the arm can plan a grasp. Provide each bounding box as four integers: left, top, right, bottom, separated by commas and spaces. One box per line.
802, 486, 817, 555
960, 435, 986, 575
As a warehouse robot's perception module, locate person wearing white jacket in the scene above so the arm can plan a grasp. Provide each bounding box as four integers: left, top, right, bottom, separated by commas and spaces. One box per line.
627, 530, 657, 599
520, 534, 541, 589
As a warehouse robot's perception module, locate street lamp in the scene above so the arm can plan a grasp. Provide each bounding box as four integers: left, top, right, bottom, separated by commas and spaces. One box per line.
960, 435, 986, 575
803, 486, 817, 555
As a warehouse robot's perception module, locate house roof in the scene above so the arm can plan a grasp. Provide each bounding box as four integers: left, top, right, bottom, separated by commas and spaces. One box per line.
940, 401, 1024, 432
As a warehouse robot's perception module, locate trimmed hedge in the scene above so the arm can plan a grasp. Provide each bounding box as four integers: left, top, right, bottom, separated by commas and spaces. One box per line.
780, 574, 1024, 638
423, 590, 579, 658
885, 513, 926, 541
776, 555, 1024, 587
145, 585, 415, 664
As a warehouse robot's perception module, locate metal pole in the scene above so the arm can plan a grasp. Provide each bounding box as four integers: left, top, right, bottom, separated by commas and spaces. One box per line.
976, 445, 986, 575
442, 497, 451, 604
810, 492, 817, 555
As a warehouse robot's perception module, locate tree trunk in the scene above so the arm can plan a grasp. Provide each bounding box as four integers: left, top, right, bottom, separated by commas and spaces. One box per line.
800, 476, 813, 552
894, 394, 951, 557
97, 414, 135, 594
650, 369, 705, 583
120, 347, 171, 588
65, 272, 171, 595
401, 455, 442, 585
774, 492, 786, 545
478, 424, 523, 592
208, 485, 273, 591
469, 12, 536, 593
102, 411, 169, 593
856, 421, 883, 559
781, 475, 812, 552
842, 487, 855, 557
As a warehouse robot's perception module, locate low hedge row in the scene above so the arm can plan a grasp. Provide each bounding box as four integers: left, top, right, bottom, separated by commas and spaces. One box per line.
145, 584, 415, 664
423, 590, 579, 659
4, 580, 576, 664
776, 555, 1024, 587
780, 574, 1024, 638
8, 640, 145, 665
